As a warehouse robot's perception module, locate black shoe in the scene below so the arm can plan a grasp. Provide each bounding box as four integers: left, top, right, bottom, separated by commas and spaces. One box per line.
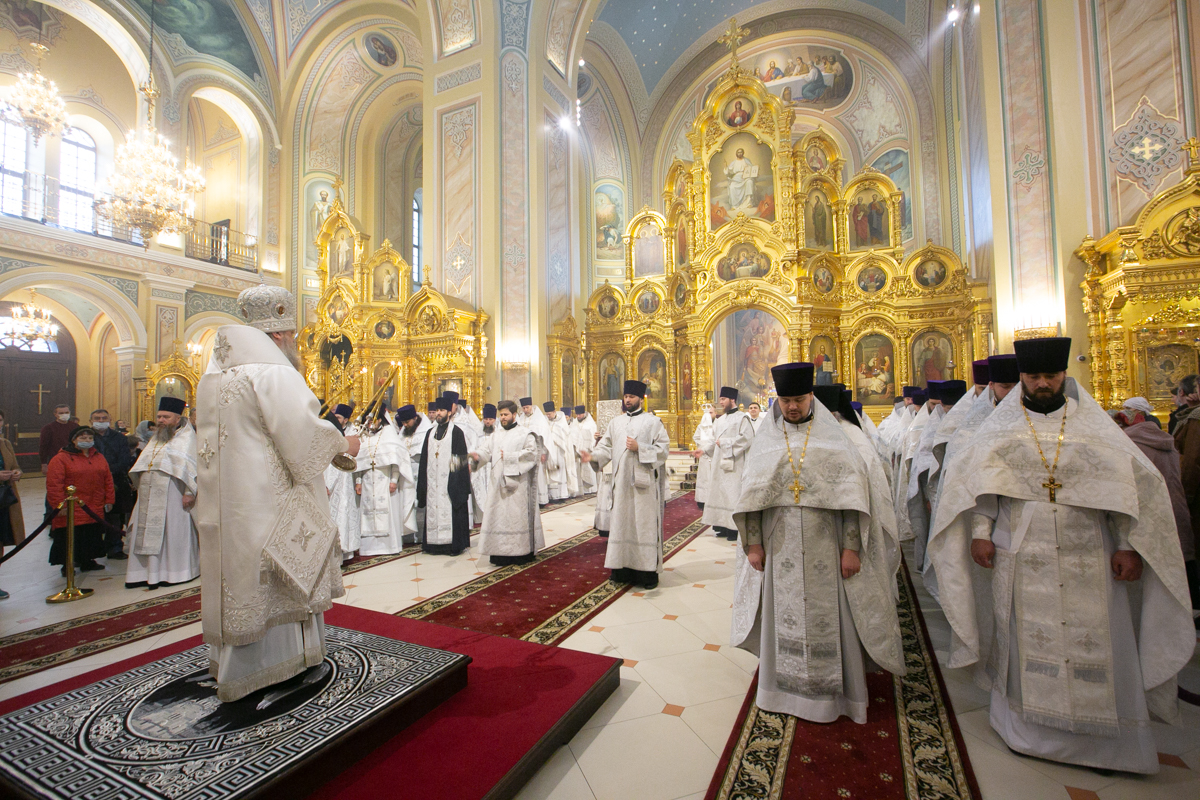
597, 530, 609, 538
611, 568, 634, 584
640, 576, 659, 590
80, 560, 104, 572
107, 550, 128, 560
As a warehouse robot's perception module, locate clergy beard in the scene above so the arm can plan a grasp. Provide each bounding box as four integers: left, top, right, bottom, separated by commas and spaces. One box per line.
401, 423, 416, 438
483, 422, 495, 434
153, 422, 177, 444
501, 420, 518, 430
1022, 387, 1066, 414
276, 336, 302, 370
623, 398, 642, 413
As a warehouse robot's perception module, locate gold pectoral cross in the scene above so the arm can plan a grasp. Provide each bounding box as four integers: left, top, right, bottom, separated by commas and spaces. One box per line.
791, 481, 804, 503
1042, 476, 1062, 503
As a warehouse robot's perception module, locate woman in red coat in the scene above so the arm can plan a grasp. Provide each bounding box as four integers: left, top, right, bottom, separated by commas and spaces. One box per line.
45, 426, 114, 575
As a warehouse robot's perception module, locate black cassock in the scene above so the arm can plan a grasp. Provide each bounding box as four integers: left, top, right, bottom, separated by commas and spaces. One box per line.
417, 422, 471, 555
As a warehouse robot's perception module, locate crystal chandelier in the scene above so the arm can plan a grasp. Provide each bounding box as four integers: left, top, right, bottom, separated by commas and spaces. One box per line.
6, 291, 58, 345
94, 5, 203, 245
9, 43, 67, 144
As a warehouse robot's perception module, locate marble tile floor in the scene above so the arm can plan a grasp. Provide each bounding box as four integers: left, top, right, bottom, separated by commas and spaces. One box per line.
2, 477, 1198, 800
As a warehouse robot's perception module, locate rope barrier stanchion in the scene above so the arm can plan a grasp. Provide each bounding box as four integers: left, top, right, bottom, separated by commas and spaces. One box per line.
47, 486, 94, 604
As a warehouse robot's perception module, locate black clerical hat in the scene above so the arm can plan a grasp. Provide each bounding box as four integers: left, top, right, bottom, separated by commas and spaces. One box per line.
574, 405, 586, 414
972, 359, 990, 386
481, 404, 497, 419
940, 380, 967, 405
623, 380, 647, 397
396, 404, 417, 422
333, 403, 353, 418
719, 386, 738, 401
812, 384, 841, 412
902, 385, 920, 398
839, 389, 861, 429
519, 396, 533, 406
987, 354, 1019, 383
1013, 337, 1071, 374
771, 363, 814, 397
434, 397, 453, 412
442, 390, 460, 404
911, 390, 927, 406
543, 401, 556, 412
851, 401, 863, 413
158, 396, 186, 415
926, 380, 945, 401
427, 401, 439, 412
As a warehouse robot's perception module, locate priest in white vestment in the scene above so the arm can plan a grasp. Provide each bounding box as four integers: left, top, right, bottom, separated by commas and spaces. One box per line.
892, 387, 929, 541
581, 380, 671, 588
570, 406, 598, 495
906, 381, 959, 568
543, 402, 574, 501
194, 285, 357, 702
518, 397, 551, 505
354, 407, 413, 556
418, 397, 471, 555
929, 337, 1193, 774
124, 397, 199, 589
324, 404, 361, 561
690, 404, 716, 510
471, 404, 497, 508
471, 400, 545, 565
732, 363, 904, 724
702, 387, 754, 541
444, 391, 485, 524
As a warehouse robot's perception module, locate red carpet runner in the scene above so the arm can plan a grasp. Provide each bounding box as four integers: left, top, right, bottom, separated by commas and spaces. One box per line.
704, 562, 981, 800
0, 497, 594, 684
400, 492, 706, 644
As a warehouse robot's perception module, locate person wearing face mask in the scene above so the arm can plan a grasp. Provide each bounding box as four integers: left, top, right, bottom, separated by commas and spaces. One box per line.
89, 409, 136, 559
39, 404, 78, 475
45, 426, 115, 576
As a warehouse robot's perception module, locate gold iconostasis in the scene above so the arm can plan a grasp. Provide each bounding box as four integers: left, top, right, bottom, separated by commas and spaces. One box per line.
578, 52, 992, 443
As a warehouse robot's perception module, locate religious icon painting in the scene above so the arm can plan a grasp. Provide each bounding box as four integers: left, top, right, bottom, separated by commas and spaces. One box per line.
636, 289, 661, 315
637, 349, 669, 412
872, 149, 912, 240
374, 320, 395, 340
675, 221, 688, 266
364, 33, 398, 67
811, 265, 835, 294
1148, 345, 1197, 400
327, 294, 350, 327
633, 221, 666, 278
805, 144, 828, 172
848, 190, 890, 249
811, 335, 837, 385
712, 310, 787, 405
708, 132, 775, 229
855, 265, 887, 293
805, 188, 834, 251
599, 353, 626, 400
913, 258, 947, 288
329, 227, 354, 278
759, 49, 853, 109
680, 350, 694, 409
594, 183, 625, 261
673, 280, 688, 308
853, 334, 896, 404
596, 293, 620, 319
722, 96, 754, 128
911, 330, 954, 388
716, 242, 772, 282
561, 351, 576, 410
372, 263, 400, 302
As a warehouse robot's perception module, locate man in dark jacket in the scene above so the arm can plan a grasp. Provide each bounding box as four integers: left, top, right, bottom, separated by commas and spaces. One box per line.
1169, 374, 1199, 434
39, 404, 78, 474
89, 409, 135, 559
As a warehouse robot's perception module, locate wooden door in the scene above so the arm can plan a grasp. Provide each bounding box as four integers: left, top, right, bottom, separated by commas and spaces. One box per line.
0, 325, 77, 471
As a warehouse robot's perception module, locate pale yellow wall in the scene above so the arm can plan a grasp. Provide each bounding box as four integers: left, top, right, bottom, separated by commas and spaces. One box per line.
189, 98, 245, 230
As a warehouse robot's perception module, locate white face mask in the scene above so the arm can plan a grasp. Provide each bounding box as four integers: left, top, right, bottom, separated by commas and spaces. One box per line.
92, 422, 110, 431
57, 413, 70, 422
75, 439, 94, 450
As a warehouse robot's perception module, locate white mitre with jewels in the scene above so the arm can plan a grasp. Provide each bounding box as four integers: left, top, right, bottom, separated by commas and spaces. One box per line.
236, 284, 297, 332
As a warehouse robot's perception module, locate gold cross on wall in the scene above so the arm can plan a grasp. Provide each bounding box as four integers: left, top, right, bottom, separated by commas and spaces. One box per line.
29, 383, 50, 415
718, 18, 750, 66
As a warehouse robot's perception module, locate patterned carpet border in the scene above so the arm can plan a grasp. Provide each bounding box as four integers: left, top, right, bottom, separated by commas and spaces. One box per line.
706, 560, 981, 800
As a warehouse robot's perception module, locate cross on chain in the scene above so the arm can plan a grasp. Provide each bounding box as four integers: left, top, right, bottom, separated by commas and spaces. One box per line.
1042, 476, 1062, 503
791, 480, 805, 504
1130, 135, 1165, 163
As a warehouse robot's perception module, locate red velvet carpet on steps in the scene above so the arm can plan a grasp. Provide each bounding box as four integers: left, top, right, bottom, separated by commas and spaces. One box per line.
0, 604, 620, 800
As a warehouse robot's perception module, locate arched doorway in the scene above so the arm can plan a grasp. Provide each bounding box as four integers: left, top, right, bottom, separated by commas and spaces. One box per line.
709, 307, 789, 408
0, 312, 77, 471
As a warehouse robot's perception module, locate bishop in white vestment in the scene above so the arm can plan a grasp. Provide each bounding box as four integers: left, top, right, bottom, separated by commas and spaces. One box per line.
570, 406, 598, 495
471, 400, 545, 565
702, 387, 754, 541
732, 364, 904, 724
582, 380, 670, 589
194, 286, 355, 702
929, 338, 1193, 773
354, 408, 413, 556
125, 397, 199, 589
324, 404, 360, 561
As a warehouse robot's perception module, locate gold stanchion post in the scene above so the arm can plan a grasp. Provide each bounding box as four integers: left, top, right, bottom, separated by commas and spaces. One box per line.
47, 485, 95, 604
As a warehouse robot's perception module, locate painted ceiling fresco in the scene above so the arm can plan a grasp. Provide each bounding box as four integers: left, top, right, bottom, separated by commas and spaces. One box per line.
132, 0, 261, 79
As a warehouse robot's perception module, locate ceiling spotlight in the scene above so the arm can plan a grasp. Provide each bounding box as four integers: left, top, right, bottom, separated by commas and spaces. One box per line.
947, 6, 961, 23
578, 59, 585, 67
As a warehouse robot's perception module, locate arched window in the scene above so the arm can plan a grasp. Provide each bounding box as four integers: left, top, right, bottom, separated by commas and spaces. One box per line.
412, 188, 422, 282
0, 113, 28, 217
59, 127, 97, 232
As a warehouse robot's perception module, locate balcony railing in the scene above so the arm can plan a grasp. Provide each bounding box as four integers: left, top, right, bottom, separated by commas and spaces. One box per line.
0, 171, 258, 271
185, 218, 258, 271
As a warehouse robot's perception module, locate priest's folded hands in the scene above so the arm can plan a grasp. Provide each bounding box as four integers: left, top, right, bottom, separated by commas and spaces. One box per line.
970, 539, 1143, 581
746, 543, 861, 578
